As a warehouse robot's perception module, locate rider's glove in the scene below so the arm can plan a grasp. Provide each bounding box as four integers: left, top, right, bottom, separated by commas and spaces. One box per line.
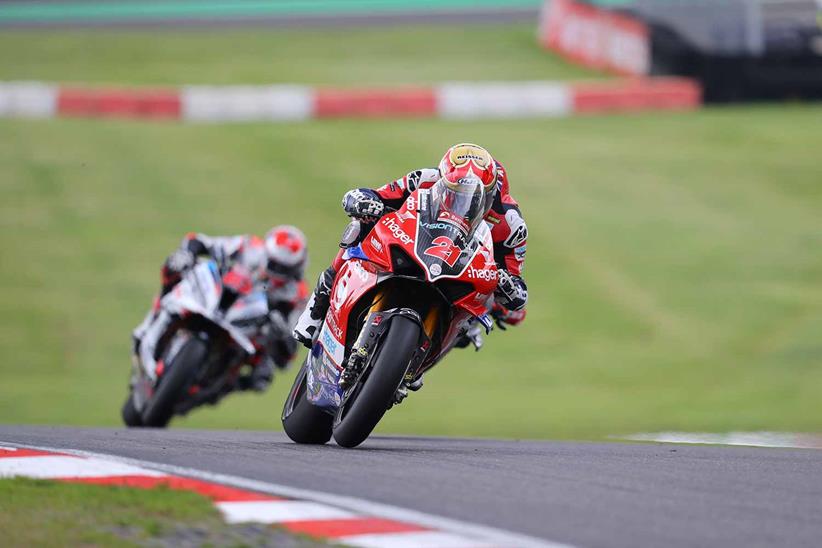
165, 248, 196, 274
342, 189, 385, 222
494, 270, 528, 312
491, 303, 527, 330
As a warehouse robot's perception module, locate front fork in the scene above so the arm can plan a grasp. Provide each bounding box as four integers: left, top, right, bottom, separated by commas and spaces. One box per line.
339, 288, 433, 391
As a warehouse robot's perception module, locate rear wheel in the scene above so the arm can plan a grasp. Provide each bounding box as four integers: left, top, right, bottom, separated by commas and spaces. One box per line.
332, 315, 419, 448
281, 361, 333, 444
121, 392, 142, 427
141, 338, 207, 428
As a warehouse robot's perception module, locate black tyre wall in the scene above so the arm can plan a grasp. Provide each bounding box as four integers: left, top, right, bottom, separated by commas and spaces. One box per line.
281, 362, 333, 445
141, 338, 207, 428
332, 315, 420, 448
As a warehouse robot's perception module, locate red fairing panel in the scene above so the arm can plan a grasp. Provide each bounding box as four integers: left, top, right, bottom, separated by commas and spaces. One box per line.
322, 259, 380, 367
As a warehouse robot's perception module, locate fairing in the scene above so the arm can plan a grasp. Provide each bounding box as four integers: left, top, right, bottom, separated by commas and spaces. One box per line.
159, 261, 257, 354
305, 189, 499, 410
306, 259, 381, 409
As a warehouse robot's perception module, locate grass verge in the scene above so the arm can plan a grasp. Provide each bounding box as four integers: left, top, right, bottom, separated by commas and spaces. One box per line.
0, 23, 596, 86
0, 477, 323, 546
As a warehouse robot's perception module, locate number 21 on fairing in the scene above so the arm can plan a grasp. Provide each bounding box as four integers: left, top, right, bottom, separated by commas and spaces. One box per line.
423, 236, 461, 267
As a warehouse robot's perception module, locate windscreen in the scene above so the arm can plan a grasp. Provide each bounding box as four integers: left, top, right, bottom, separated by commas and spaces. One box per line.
414, 178, 485, 279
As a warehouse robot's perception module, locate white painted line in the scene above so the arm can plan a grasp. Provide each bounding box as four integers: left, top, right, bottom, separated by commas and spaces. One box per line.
216, 500, 355, 524
0, 82, 58, 118
343, 530, 495, 548
0, 455, 167, 479
623, 431, 822, 450
437, 81, 571, 119
181, 85, 313, 122
1, 440, 568, 548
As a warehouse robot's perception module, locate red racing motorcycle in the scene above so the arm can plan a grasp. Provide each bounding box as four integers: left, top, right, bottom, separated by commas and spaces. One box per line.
282, 178, 499, 448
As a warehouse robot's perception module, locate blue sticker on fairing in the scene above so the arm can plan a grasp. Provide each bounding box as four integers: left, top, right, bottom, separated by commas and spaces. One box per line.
343, 244, 370, 261
321, 329, 339, 355
207, 261, 220, 281
305, 348, 343, 410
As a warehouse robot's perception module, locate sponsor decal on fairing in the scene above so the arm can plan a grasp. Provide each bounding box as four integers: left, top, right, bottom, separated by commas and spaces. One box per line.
350, 260, 371, 283
331, 272, 349, 311
419, 190, 429, 211
369, 236, 383, 253
467, 266, 498, 282
421, 221, 462, 233
381, 216, 414, 245
324, 313, 344, 340
318, 323, 345, 367
438, 210, 471, 233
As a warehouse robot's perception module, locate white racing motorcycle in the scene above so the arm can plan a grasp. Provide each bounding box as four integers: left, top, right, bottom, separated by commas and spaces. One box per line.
124, 259, 285, 427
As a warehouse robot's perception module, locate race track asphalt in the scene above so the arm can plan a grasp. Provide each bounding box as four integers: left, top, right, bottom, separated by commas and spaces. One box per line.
1, 425, 820, 547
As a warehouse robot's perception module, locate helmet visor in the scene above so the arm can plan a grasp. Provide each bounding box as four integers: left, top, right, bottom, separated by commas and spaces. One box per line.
429, 176, 487, 234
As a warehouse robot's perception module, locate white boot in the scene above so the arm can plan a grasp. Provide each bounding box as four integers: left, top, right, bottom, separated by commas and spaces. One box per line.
293, 293, 324, 348
293, 267, 335, 348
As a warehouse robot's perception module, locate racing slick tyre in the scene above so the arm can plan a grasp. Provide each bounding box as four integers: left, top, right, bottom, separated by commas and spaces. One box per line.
141, 338, 207, 428
332, 315, 419, 449
121, 392, 143, 427
282, 361, 333, 444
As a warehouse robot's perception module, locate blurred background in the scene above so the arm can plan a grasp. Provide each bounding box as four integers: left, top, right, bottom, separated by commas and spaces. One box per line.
0, 0, 820, 440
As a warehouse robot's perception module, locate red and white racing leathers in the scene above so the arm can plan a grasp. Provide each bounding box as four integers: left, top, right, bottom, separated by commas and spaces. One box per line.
340, 161, 528, 323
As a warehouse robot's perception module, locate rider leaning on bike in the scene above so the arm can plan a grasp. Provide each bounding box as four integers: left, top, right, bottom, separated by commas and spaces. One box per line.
293, 143, 529, 349
134, 225, 309, 393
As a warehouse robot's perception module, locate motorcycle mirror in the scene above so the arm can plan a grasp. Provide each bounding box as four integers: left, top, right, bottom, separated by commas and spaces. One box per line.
339, 220, 362, 249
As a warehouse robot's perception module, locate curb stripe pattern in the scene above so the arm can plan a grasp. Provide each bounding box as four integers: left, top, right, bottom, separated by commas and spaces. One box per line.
0, 444, 498, 547
0, 78, 700, 122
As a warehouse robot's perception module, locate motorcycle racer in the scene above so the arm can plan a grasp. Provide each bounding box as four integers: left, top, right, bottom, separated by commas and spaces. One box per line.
134, 226, 309, 393
293, 143, 528, 351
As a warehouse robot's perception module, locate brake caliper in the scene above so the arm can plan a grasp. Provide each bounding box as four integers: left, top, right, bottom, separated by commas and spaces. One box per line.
339, 346, 367, 390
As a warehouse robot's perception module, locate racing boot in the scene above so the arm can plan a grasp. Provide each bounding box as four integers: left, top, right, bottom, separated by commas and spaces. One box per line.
292, 266, 336, 349
454, 323, 484, 351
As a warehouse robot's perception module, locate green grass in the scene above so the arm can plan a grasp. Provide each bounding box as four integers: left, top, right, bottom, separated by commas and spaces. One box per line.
1, 105, 820, 439
0, 477, 319, 546
0, 24, 596, 86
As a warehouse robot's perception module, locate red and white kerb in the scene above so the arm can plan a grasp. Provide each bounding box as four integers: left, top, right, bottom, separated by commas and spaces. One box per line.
0, 78, 701, 122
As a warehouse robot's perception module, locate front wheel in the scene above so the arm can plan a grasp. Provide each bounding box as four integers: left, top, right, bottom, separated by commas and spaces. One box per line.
141, 337, 207, 428
281, 361, 333, 444
121, 392, 142, 427
332, 315, 420, 448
